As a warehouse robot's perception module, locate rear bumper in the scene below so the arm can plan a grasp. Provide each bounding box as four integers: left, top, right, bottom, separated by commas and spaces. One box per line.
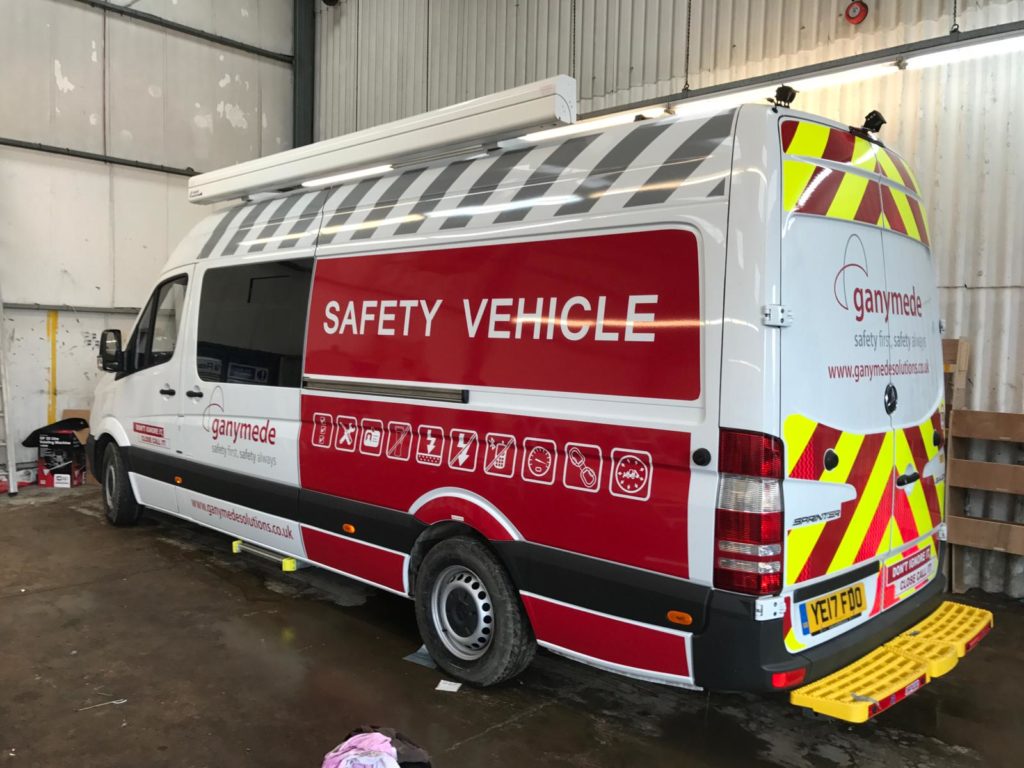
692, 548, 947, 692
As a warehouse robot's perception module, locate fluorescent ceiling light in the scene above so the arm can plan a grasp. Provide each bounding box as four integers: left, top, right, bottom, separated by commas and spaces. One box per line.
301, 164, 394, 188
904, 33, 1024, 69
789, 62, 899, 92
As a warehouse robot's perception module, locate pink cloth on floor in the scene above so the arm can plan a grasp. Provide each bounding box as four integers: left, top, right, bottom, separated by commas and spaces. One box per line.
322, 732, 399, 768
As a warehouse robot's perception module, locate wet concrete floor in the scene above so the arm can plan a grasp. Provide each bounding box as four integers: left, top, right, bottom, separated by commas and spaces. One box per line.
0, 485, 1021, 767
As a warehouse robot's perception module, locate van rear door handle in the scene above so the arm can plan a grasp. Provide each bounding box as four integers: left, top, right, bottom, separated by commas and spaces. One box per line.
896, 471, 920, 487
185, 388, 204, 399
159, 387, 176, 396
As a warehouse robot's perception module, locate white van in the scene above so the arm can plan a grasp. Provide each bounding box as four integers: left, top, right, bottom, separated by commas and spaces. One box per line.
90, 79, 989, 716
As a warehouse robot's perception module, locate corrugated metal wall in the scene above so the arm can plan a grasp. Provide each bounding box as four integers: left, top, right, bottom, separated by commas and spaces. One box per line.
315, 0, 1024, 594
0, 0, 294, 467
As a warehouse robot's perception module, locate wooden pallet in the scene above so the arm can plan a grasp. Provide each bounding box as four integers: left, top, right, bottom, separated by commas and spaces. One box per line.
947, 409, 1024, 592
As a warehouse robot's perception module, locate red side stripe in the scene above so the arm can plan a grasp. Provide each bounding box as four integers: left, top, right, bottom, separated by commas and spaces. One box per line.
892, 485, 919, 544
887, 152, 918, 192
921, 477, 942, 528
853, 180, 882, 225
300, 526, 406, 593
907, 196, 930, 246
798, 432, 887, 582
880, 185, 907, 234
821, 128, 856, 164
522, 595, 690, 678
902, 425, 932, 478
796, 166, 846, 217
855, 472, 895, 562
780, 120, 799, 153
790, 423, 844, 480
902, 423, 942, 529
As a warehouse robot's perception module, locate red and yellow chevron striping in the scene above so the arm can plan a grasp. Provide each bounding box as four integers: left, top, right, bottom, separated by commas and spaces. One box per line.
783, 409, 945, 586
780, 119, 930, 246
782, 409, 945, 652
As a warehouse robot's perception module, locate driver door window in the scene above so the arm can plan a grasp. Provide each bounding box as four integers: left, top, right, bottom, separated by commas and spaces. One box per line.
125, 276, 188, 375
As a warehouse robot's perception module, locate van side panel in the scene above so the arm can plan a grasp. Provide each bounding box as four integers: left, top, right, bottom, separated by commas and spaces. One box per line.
299, 229, 701, 579
305, 230, 702, 401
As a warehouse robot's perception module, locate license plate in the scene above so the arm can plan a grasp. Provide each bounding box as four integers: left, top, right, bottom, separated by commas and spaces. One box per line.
800, 583, 867, 635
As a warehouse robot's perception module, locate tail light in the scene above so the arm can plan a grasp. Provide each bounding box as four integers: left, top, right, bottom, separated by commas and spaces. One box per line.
714, 429, 785, 596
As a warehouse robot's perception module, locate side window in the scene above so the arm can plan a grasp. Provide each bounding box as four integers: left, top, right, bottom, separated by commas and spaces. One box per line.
124, 276, 188, 374
196, 259, 313, 388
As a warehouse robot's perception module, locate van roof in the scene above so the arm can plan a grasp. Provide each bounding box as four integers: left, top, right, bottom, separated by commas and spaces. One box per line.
166, 104, 747, 270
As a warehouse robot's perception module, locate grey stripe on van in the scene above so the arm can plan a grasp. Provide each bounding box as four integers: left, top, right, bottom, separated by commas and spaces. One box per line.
348, 168, 427, 242
555, 120, 674, 217
624, 110, 736, 208
221, 199, 277, 257
197, 205, 248, 260
247, 193, 306, 253
317, 177, 385, 245
494, 135, 598, 223
284, 189, 333, 238
438, 149, 531, 230
707, 179, 727, 197
393, 159, 475, 236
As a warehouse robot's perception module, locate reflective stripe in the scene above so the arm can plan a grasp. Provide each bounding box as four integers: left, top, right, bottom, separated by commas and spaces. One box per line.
784, 409, 945, 585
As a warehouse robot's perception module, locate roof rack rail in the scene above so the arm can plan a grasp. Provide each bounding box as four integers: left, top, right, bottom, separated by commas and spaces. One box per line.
188, 76, 577, 205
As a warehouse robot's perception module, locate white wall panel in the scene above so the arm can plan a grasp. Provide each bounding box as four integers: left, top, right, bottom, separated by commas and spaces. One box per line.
0, 0, 106, 152
0, 146, 207, 308
107, 0, 293, 55
3, 308, 136, 466
0, 0, 291, 474
106, 16, 292, 169
1, 0, 292, 172
0, 148, 113, 307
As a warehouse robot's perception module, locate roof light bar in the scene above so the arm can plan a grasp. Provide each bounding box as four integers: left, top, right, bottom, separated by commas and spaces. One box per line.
188, 76, 577, 204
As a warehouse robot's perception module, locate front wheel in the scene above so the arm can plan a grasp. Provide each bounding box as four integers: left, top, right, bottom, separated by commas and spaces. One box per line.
101, 443, 141, 527
414, 536, 535, 686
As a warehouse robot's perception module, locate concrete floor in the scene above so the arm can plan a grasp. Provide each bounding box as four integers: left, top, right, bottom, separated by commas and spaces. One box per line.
1, 486, 1021, 768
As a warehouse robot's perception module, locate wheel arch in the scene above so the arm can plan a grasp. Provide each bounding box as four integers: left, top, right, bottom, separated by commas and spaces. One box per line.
405, 488, 523, 596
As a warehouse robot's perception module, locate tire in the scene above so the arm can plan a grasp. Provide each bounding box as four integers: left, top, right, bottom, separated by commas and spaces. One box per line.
101, 443, 141, 527
414, 536, 535, 686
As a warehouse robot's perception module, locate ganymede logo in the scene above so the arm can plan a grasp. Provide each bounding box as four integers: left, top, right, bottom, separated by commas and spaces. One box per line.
202, 386, 277, 445
834, 235, 923, 323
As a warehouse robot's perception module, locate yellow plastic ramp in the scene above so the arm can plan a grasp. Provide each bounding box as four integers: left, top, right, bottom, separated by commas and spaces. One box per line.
790, 601, 993, 723
900, 600, 993, 657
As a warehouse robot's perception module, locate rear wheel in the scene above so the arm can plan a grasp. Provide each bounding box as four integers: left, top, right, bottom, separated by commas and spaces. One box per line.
414, 536, 535, 686
101, 443, 141, 527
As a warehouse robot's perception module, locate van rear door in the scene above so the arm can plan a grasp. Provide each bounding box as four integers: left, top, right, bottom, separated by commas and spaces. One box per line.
776, 117, 943, 651
778, 117, 894, 589
874, 151, 945, 604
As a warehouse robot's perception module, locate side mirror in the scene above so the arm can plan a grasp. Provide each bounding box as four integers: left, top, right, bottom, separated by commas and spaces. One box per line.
98, 329, 123, 372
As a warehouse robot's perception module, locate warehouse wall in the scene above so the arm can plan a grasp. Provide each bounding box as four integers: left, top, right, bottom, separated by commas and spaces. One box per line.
0, 0, 294, 466
315, 0, 1024, 594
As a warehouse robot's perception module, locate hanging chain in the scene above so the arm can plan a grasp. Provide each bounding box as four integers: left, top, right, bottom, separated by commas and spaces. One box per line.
950, 0, 960, 33
683, 0, 693, 91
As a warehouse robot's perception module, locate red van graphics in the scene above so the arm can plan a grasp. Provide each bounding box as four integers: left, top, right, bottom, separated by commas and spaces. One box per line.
299, 395, 691, 579
305, 230, 701, 402
132, 422, 167, 448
